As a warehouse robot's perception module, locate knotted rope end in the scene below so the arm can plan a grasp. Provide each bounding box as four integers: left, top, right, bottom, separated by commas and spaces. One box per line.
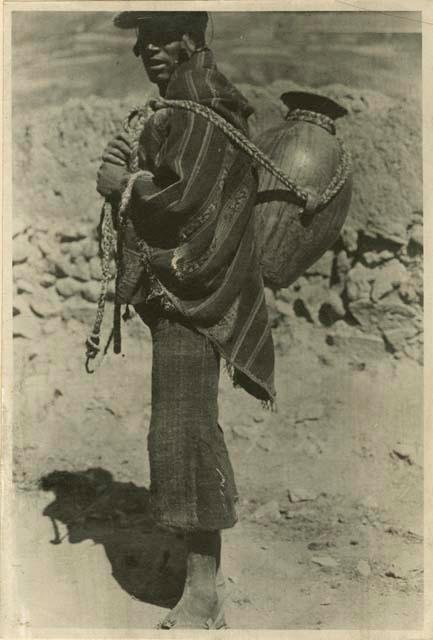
85, 334, 101, 373
302, 188, 321, 215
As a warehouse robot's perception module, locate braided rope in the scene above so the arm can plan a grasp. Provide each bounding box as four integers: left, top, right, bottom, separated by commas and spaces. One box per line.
149, 98, 351, 214
85, 107, 150, 370
286, 109, 336, 135
85, 201, 115, 371
86, 98, 352, 370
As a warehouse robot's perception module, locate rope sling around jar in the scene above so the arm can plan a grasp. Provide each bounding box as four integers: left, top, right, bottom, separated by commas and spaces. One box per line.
85, 97, 352, 371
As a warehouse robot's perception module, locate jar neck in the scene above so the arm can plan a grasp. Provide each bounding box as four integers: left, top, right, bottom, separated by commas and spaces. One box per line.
285, 108, 336, 135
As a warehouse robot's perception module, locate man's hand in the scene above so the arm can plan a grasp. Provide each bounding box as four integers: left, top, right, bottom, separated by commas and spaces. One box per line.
96, 162, 128, 199
102, 133, 133, 167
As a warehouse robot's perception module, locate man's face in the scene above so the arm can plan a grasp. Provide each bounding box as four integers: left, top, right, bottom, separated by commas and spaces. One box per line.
136, 29, 185, 87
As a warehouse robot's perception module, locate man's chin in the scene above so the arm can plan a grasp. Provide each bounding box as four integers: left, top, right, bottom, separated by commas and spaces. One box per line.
146, 69, 170, 85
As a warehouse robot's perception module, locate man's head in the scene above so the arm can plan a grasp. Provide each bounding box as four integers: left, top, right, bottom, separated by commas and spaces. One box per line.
114, 12, 208, 93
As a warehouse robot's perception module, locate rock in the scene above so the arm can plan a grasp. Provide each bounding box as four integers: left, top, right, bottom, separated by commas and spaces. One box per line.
81, 238, 99, 260
56, 277, 83, 299
232, 425, 252, 439
27, 345, 44, 361
253, 500, 281, 523
276, 287, 295, 303
294, 281, 330, 324
363, 250, 394, 267
13, 296, 30, 317
392, 443, 416, 465
257, 437, 273, 452
46, 254, 73, 278
288, 487, 317, 503
384, 567, 405, 580
15, 278, 35, 295
356, 560, 372, 577
348, 299, 417, 336
42, 316, 62, 335
306, 251, 334, 278
264, 287, 279, 327
403, 342, 423, 364
409, 223, 422, 250
328, 290, 346, 317
13, 237, 30, 265
65, 318, 86, 335
68, 241, 85, 260
308, 541, 335, 551
399, 268, 423, 305
370, 260, 408, 301
36, 237, 53, 258
13, 218, 30, 238
295, 401, 324, 423
61, 298, 96, 325
346, 263, 373, 301
311, 556, 339, 569
398, 281, 419, 305
29, 298, 62, 318
81, 280, 100, 303
57, 228, 87, 243
89, 256, 102, 281
379, 302, 420, 333
341, 227, 358, 253
397, 248, 412, 266
39, 273, 56, 288
319, 290, 346, 325
13, 315, 41, 339
72, 256, 91, 282
383, 326, 420, 352
327, 321, 383, 351
275, 299, 294, 319
335, 250, 351, 281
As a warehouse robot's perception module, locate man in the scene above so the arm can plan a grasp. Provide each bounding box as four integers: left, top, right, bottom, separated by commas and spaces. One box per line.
97, 11, 275, 629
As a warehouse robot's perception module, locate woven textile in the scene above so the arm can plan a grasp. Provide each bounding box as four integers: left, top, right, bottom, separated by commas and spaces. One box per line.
126, 48, 275, 403
138, 309, 238, 532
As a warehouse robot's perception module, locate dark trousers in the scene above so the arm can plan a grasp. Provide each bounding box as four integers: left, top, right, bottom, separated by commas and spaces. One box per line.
137, 308, 238, 532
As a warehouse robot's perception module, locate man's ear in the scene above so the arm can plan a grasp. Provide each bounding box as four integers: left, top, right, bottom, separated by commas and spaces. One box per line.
181, 34, 197, 56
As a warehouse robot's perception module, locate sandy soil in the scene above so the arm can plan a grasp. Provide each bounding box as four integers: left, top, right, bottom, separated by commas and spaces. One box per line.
11, 313, 423, 631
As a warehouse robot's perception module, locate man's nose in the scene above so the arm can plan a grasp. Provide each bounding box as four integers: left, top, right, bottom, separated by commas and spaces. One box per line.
145, 42, 160, 53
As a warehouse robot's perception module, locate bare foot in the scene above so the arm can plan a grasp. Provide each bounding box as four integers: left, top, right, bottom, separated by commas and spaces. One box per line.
158, 583, 219, 629
158, 546, 227, 629
158, 531, 228, 629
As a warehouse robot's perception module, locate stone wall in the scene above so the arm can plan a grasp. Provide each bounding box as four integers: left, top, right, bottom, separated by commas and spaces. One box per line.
12, 84, 423, 362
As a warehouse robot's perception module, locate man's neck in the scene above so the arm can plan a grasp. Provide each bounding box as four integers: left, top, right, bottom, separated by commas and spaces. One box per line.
157, 82, 168, 97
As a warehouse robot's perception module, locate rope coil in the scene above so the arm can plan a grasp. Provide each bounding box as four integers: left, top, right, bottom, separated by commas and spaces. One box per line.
85, 109, 148, 371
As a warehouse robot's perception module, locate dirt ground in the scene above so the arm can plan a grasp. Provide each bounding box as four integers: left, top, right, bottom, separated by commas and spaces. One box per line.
8, 11, 424, 633
11, 312, 423, 631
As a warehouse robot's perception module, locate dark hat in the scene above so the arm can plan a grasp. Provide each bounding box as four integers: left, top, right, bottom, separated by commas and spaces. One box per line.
113, 10, 208, 33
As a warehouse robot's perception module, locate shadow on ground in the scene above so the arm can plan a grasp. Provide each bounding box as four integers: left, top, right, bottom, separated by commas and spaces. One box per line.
39, 468, 187, 608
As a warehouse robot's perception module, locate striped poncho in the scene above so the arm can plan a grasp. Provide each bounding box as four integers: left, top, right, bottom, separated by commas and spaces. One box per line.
124, 48, 275, 403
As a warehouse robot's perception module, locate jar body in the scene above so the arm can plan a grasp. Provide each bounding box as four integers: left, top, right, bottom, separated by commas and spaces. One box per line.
254, 119, 352, 289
